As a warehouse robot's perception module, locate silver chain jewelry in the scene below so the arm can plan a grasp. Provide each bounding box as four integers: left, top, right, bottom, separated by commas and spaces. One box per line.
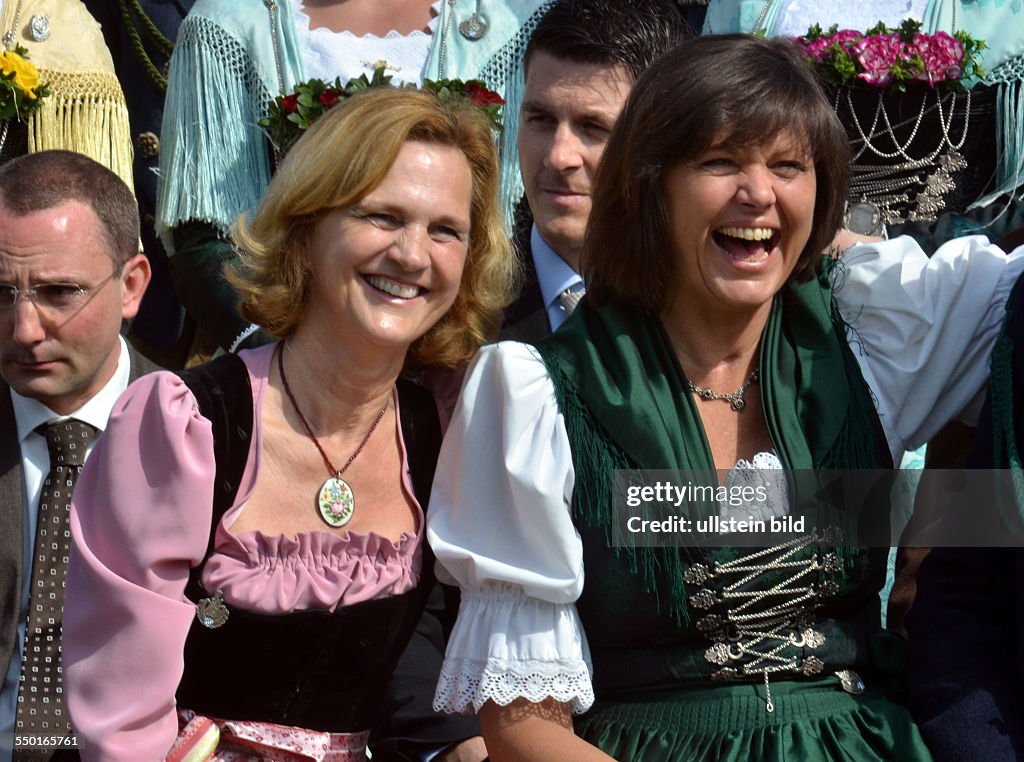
688, 531, 843, 712
437, 0, 457, 77
2, 0, 24, 49
753, 0, 773, 33
687, 369, 759, 413
266, 0, 284, 94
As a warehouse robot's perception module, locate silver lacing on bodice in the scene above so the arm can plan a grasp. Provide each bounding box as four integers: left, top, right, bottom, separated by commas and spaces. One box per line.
685, 528, 846, 709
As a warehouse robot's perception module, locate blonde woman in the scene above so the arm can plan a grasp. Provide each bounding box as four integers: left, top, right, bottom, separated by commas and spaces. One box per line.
64, 87, 514, 761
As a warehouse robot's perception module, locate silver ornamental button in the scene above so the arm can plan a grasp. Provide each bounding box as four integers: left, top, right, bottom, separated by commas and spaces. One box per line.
696, 614, 721, 632
835, 669, 866, 694
137, 131, 160, 159
845, 201, 881, 236
684, 563, 711, 585
704, 643, 731, 666
196, 590, 229, 629
801, 656, 824, 675
458, 12, 488, 40
689, 589, 717, 610
28, 14, 50, 42
803, 628, 826, 649
821, 552, 841, 573
818, 580, 840, 598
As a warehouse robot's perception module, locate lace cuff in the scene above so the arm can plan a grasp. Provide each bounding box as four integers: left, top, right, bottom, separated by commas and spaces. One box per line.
431, 585, 594, 715
433, 656, 594, 715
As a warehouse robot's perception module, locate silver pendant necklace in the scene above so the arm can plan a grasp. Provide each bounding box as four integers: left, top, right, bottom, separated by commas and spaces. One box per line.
278, 345, 390, 528
688, 369, 760, 413
458, 0, 488, 40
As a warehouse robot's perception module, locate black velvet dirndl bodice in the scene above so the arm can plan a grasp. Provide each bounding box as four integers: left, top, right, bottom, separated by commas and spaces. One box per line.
172, 357, 441, 733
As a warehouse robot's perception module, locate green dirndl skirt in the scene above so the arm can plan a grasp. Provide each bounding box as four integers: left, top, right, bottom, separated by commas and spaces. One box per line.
574, 677, 933, 762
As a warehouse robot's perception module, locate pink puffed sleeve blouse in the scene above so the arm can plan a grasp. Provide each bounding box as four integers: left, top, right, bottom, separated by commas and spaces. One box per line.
62, 343, 425, 761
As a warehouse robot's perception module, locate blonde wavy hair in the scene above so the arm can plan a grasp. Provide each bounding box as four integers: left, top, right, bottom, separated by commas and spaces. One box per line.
228, 87, 517, 369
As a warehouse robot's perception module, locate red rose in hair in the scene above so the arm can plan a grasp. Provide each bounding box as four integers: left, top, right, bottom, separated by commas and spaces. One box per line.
282, 94, 299, 113
465, 82, 504, 107
319, 89, 340, 107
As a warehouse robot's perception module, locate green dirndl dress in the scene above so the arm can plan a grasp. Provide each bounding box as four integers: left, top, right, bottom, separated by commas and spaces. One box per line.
569, 535, 934, 762
532, 288, 935, 762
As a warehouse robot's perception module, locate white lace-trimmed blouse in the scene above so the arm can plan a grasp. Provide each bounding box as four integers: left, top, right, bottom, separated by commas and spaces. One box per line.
293, 1, 442, 86
427, 234, 1024, 715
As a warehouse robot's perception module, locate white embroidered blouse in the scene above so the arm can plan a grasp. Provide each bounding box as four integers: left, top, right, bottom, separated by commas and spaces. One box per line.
293, 1, 442, 86
427, 235, 1024, 715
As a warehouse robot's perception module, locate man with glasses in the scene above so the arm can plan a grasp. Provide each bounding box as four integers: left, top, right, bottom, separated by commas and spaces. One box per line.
0, 150, 153, 759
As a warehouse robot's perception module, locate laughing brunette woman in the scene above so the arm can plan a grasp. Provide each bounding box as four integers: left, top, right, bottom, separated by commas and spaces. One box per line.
427, 35, 1024, 761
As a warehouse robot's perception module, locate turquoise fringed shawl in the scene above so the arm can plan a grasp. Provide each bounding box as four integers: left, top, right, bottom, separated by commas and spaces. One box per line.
156, 0, 555, 250
156, 1, 303, 250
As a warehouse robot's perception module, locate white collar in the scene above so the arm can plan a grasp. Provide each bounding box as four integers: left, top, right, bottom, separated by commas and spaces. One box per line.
530, 225, 583, 311
11, 336, 131, 442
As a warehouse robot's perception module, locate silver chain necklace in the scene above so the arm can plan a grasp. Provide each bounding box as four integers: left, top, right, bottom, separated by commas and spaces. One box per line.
751, 0, 970, 226
687, 369, 759, 413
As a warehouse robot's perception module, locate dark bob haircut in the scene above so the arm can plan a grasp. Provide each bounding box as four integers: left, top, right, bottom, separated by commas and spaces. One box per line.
525, 0, 691, 81
582, 34, 851, 314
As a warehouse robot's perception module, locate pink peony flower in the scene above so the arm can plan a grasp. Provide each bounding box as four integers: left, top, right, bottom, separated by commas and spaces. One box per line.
854, 33, 904, 87
800, 29, 862, 62
909, 31, 964, 86
801, 36, 834, 63
829, 29, 863, 51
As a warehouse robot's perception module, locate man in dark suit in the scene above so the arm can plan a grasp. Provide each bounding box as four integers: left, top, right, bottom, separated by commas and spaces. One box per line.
0, 150, 154, 759
502, 0, 690, 340
86, 0, 196, 367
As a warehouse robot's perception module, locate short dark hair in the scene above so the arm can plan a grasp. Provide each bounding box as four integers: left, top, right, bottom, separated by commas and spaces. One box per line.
525, 0, 691, 80
583, 35, 851, 313
0, 150, 139, 267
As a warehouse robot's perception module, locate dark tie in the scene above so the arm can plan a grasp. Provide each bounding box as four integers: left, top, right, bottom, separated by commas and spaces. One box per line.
15, 419, 97, 752
558, 284, 585, 316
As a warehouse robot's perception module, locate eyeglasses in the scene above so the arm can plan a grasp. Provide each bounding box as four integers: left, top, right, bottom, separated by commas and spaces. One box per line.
0, 270, 121, 312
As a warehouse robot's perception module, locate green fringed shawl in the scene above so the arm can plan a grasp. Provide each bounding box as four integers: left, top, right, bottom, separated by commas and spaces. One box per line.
532, 274, 892, 623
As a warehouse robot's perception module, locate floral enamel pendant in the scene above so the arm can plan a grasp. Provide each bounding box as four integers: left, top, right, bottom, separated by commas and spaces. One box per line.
318, 475, 355, 527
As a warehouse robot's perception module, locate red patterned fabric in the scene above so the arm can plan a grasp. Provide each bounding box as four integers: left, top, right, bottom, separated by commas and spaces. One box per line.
167, 709, 369, 762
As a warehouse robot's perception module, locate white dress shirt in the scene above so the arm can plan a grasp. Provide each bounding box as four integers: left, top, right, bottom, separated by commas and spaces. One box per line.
531, 225, 584, 333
